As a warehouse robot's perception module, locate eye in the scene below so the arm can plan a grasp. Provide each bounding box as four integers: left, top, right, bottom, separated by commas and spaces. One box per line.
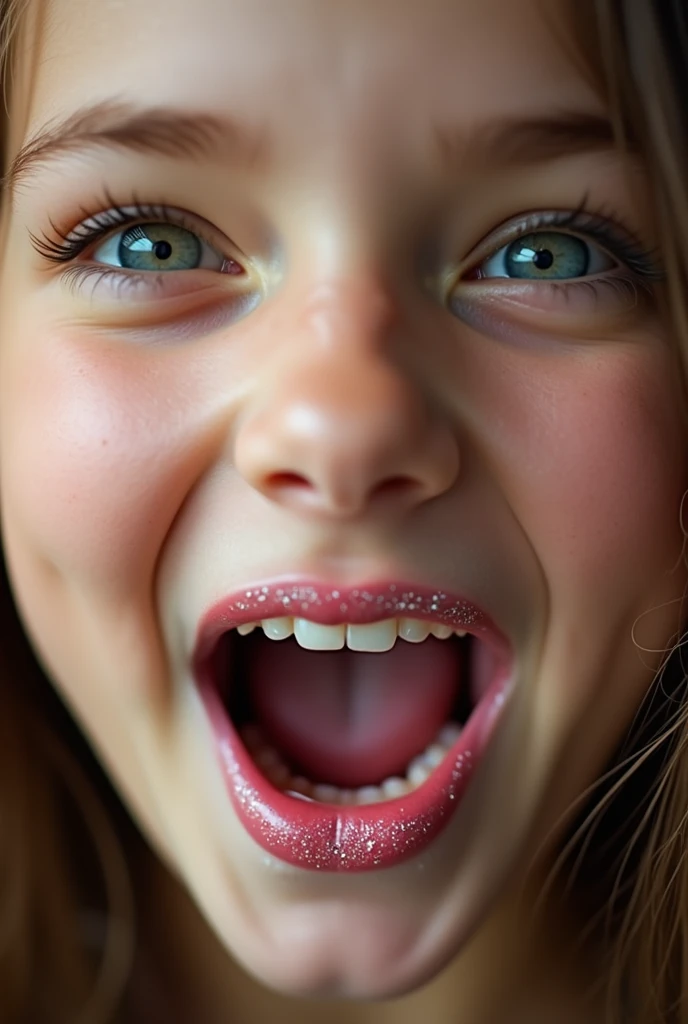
92, 221, 226, 274
468, 230, 617, 282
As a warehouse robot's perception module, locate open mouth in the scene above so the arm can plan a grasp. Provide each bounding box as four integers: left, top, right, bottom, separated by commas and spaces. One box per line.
194, 582, 513, 872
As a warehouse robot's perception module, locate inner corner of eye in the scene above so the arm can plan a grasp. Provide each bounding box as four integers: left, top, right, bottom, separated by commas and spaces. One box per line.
221, 256, 246, 276
461, 262, 484, 282
455, 255, 494, 285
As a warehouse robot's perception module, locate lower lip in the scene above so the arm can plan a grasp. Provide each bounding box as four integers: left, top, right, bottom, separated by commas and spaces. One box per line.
197, 664, 512, 873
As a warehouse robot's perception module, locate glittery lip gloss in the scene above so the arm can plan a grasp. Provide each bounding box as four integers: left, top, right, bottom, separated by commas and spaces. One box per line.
193, 581, 513, 872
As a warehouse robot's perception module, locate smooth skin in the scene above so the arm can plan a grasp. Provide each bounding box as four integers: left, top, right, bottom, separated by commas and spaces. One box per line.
0, 0, 687, 1021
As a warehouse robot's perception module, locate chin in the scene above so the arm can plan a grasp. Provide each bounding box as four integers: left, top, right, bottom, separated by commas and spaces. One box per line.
205, 871, 483, 1002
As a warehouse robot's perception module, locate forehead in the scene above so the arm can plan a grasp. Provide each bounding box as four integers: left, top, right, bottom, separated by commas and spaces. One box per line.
26, 0, 598, 161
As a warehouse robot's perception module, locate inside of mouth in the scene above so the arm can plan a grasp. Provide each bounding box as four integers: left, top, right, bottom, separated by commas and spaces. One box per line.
213, 628, 480, 802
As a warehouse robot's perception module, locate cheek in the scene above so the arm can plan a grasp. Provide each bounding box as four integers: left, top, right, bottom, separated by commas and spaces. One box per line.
0, 330, 202, 592
480, 344, 688, 601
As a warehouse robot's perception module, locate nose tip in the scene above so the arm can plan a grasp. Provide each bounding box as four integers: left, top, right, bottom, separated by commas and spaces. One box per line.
234, 354, 460, 519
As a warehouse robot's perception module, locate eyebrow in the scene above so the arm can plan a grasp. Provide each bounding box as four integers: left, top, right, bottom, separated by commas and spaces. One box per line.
2, 98, 620, 201
436, 110, 621, 172
2, 97, 267, 200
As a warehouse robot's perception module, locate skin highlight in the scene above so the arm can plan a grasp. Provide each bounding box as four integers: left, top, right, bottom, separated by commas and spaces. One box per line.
0, 0, 687, 1021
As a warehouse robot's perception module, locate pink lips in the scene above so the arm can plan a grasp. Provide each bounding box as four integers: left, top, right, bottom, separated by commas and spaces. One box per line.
193, 580, 512, 872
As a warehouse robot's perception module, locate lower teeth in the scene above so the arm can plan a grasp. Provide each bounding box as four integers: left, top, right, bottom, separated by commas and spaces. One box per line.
240, 721, 462, 805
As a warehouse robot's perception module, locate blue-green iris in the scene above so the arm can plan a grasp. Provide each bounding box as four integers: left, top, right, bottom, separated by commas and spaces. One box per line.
119, 223, 202, 271
504, 231, 589, 280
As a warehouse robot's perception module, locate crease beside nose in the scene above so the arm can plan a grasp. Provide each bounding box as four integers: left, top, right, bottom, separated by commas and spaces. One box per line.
233, 355, 460, 518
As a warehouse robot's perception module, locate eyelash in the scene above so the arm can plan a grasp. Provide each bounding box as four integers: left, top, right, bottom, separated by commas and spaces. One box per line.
31, 187, 205, 262
29, 188, 664, 300
460, 202, 662, 284
29, 188, 231, 298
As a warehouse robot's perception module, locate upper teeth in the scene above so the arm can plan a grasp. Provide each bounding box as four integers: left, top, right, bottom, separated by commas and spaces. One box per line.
235, 617, 469, 652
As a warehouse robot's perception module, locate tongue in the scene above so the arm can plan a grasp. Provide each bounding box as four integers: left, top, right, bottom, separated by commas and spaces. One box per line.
248, 636, 460, 787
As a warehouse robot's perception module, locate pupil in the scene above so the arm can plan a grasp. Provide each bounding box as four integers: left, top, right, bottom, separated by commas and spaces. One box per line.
533, 249, 554, 270
153, 240, 172, 261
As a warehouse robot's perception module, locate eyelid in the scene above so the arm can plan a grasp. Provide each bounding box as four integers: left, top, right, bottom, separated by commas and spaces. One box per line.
456, 207, 661, 282
459, 212, 590, 271
29, 188, 252, 273
84, 207, 242, 264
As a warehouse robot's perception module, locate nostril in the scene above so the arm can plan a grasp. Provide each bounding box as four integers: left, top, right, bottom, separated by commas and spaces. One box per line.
262, 471, 424, 513
371, 476, 421, 502
265, 471, 312, 492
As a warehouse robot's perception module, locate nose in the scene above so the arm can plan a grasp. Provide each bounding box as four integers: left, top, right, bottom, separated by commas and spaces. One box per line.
233, 280, 460, 519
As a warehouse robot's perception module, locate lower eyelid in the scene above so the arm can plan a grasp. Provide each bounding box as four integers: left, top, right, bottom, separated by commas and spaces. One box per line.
59, 263, 249, 306
445, 279, 657, 352
450, 274, 651, 322
48, 217, 256, 303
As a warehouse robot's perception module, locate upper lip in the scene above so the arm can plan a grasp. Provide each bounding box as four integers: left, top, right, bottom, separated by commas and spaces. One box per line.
192, 577, 512, 667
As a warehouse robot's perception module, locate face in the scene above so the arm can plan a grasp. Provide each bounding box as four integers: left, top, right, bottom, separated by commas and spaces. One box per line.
1, 0, 686, 1001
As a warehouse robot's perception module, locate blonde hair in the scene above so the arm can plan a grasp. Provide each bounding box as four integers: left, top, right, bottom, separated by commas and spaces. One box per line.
0, 0, 688, 1021
533, 5, 688, 1023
